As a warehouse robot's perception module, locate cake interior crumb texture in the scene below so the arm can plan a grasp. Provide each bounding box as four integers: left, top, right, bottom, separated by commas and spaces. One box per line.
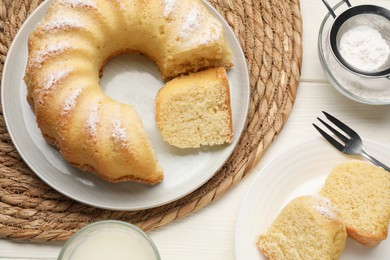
155, 67, 233, 148
320, 160, 390, 247
257, 195, 347, 260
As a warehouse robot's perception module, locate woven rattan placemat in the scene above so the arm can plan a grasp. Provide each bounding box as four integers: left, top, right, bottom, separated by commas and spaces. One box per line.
0, 0, 302, 242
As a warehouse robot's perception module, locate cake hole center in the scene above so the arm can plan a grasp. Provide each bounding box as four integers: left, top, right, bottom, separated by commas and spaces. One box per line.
99, 53, 163, 133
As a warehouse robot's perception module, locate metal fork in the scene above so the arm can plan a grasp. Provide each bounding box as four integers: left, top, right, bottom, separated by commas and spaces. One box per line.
313, 111, 390, 172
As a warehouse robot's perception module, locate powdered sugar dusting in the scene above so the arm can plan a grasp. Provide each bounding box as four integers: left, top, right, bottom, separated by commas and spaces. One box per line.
61, 89, 82, 116
180, 6, 201, 39
340, 25, 389, 72
112, 119, 128, 146
314, 194, 333, 206
86, 104, 100, 136
199, 22, 222, 45
312, 205, 336, 220
163, 0, 176, 17
33, 42, 71, 65
61, 0, 96, 7
41, 17, 83, 30
179, 5, 222, 45
311, 195, 337, 219
43, 68, 73, 91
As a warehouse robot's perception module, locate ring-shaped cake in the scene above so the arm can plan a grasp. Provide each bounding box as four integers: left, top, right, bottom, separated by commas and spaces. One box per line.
24, 0, 233, 184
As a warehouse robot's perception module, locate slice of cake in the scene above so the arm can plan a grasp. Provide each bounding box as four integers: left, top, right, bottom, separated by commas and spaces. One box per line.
155, 67, 233, 148
320, 160, 390, 247
257, 195, 347, 260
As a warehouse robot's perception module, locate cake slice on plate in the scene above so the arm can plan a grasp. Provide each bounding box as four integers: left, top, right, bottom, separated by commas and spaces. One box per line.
320, 160, 390, 247
257, 195, 347, 259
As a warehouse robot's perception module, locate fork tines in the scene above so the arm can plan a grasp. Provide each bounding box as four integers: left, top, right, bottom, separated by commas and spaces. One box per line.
313, 111, 390, 171
312, 111, 357, 151
322, 111, 357, 137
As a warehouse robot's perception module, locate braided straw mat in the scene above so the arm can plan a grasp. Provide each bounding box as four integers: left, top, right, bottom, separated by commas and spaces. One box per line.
0, 0, 302, 242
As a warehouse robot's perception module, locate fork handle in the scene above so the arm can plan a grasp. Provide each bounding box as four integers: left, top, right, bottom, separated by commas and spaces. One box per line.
360, 150, 390, 172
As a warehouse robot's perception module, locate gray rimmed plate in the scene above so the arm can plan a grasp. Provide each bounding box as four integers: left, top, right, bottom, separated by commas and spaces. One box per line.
1, 0, 250, 210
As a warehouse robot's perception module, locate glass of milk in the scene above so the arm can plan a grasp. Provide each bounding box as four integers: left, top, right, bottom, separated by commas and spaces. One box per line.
58, 220, 160, 260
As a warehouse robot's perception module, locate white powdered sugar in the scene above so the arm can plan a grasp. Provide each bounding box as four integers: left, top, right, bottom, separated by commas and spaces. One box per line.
311, 195, 337, 219
312, 205, 336, 220
37, 69, 73, 106
112, 119, 128, 146
33, 42, 71, 65
322, 28, 390, 102
44, 42, 71, 53
41, 17, 83, 30
86, 104, 100, 136
61, 0, 96, 8
179, 5, 221, 45
314, 194, 332, 204
43, 68, 73, 91
163, 0, 176, 17
61, 89, 82, 116
339, 25, 389, 72
180, 6, 201, 39
199, 23, 222, 45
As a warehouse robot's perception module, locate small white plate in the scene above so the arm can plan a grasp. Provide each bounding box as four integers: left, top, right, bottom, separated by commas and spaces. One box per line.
236, 137, 390, 260
1, 1, 250, 210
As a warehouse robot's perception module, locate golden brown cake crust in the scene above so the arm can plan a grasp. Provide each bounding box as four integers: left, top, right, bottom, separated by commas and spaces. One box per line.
24, 0, 233, 184
257, 195, 347, 260
320, 160, 390, 247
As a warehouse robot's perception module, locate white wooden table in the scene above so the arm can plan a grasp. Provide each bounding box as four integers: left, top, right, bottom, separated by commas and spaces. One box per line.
1, 0, 390, 259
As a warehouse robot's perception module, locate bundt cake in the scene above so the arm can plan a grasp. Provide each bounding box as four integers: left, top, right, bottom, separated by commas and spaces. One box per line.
155, 67, 233, 148
320, 160, 390, 247
257, 195, 347, 260
24, 0, 233, 184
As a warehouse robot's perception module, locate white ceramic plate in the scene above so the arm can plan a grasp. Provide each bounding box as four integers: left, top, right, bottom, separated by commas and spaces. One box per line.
1, 1, 250, 210
236, 137, 390, 260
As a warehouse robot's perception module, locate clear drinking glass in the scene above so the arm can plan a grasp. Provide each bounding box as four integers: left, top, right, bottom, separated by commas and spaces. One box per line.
58, 220, 161, 260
